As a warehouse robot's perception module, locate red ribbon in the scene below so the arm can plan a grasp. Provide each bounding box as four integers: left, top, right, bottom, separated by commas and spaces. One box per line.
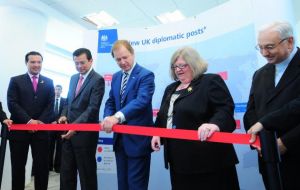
9, 124, 260, 147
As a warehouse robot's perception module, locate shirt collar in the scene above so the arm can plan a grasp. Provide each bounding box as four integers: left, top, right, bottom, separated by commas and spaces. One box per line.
275, 47, 297, 70
28, 73, 39, 79
81, 67, 93, 79
123, 62, 136, 75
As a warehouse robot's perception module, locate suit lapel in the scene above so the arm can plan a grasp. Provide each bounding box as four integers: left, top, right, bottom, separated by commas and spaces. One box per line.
72, 70, 95, 101
37, 75, 46, 94
262, 64, 276, 103
79, 70, 94, 96
70, 74, 79, 101
122, 64, 141, 100
267, 50, 300, 103
176, 76, 202, 101
113, 71, 123, 108
24, 74, 36, 94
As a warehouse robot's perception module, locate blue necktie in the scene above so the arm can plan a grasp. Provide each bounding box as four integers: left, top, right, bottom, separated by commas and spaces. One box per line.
120, 72, 129, 107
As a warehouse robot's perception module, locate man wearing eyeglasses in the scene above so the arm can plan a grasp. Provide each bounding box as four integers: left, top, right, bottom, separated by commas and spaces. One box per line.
244, 21, 300, 190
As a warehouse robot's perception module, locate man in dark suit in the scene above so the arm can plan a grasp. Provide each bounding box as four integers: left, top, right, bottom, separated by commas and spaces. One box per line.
244, 21, 300, 190
0, 101, 12, 126
102, 40, 155, 190
58, 48, 104, 190
49, 84, 66, 173
7, 51, 55, 190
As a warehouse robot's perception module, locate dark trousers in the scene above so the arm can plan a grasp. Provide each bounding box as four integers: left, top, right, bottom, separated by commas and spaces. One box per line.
261, 160, 300, 190
115, 140, 151, 190
9, 137, 49, 190
49, 131, 62, 171
60, 139, 97, 190
170, 165, 240, 190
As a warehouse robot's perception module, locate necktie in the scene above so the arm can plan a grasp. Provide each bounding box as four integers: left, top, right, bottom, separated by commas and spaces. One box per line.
120, 72, 129, 107
75, 75, 84, 97
54, 98, 59, 116
32, 75, 38, 92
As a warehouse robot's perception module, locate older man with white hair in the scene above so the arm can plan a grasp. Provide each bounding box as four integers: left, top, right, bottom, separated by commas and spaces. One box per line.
245, 21, 300, 190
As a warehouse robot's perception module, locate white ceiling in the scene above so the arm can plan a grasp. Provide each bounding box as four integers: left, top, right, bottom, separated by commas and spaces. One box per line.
38, 0, 229, 29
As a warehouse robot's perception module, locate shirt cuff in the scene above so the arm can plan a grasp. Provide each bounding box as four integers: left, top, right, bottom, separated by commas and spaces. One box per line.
114, 111, 126, 123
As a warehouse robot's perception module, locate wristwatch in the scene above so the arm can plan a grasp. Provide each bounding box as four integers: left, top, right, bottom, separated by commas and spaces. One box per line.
114, 114, 122, 123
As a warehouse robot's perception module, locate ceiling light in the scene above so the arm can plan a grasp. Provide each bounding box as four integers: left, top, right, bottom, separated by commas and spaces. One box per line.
156, 10, 186, 24
82, 11, 119, 28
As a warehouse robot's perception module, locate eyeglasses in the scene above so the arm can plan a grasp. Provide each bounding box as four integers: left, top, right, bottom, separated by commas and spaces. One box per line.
171, 64, 188, 70
255, 38, 289, 51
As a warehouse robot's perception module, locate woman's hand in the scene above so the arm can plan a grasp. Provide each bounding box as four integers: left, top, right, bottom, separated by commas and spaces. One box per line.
198, 123, 220, 141
151, 136, 161, 151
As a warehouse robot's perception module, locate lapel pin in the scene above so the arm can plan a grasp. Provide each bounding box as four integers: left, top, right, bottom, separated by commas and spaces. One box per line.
40, 80, 44, 84
187, 87, 192, 92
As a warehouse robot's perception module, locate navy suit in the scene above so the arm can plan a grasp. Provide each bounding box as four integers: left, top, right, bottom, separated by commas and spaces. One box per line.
0, 102, 8, 138
49, 97, 66, 171
7, 73, 54, 190
60, 69, 104, 190
0, 102, 7, 123
104, 64, 155, 190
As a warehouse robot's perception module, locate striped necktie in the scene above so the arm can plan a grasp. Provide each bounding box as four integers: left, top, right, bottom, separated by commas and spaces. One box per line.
120, 72, 129, 107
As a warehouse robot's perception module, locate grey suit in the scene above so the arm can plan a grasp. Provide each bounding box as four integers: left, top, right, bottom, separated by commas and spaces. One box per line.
60, 69, 104, 190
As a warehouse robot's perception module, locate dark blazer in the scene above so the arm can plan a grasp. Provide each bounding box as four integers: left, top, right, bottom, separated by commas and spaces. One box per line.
244, 48, 300, 169
54, 97, 66, 121
7, 74, 55, 140
104, 63, 155, 157
0, 102, 7, 123
61, 69, 104, 146
257, 97, 300, 151
155, 74, 238, 173
7, 73, 54, 190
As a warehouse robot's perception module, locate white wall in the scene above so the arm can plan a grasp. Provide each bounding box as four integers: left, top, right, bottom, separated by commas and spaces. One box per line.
0, 5, 48, 189
0, 1, 85, 189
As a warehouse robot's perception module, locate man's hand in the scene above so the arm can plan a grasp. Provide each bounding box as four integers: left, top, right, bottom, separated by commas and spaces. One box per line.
277, 138, 287, 155
28, 119, 40, 133
101, 116, 118, 133
28, 119, 39, 125
58, 116, 68, 124
247, 122, 263, 145
61, 130, 76, 140
151, 136, 161, 151
3, 119, 13, 126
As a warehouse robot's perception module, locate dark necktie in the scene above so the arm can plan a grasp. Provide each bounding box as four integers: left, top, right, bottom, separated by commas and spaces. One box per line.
120, 72, 129, 107
54, 98, 59, 116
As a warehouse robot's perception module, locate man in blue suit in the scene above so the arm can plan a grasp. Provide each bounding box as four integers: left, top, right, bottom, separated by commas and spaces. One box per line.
102, 40, 155, 190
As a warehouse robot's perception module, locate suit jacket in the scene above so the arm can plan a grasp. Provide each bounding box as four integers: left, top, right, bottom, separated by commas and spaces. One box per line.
0, 102, 7, 123
61, 69, 104, 147
7, 73, 55, 140
54, 97, 66, 121
244, 47, 300, 163
104, 64, 155, 157
155, 74, 238, 173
